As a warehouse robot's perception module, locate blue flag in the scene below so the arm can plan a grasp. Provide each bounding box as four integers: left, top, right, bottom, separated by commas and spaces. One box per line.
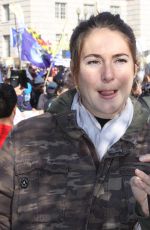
10, 28, 21, 47
21, 29, 51, 68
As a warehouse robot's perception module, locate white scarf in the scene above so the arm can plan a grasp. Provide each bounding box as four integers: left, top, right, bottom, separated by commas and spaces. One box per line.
71, 92, 134, 160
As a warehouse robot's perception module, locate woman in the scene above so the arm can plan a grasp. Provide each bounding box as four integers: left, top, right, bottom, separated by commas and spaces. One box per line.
0, 12, 150, 230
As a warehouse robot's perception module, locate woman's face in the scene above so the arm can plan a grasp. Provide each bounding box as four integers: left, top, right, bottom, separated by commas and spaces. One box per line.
77, 28, 136, 119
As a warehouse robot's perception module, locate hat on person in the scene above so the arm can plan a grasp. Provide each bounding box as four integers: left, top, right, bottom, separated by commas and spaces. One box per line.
34, 76, 44, 85
9, 73, 19, 88
10, 69, 28, 88
47, 81, 58, 89
46, 81, 58, 95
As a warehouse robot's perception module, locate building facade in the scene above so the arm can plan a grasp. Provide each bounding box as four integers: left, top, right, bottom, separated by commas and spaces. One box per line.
0, 0, 150, 65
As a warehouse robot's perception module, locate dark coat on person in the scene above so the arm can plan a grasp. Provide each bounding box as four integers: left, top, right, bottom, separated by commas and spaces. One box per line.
0, 89, 150, 229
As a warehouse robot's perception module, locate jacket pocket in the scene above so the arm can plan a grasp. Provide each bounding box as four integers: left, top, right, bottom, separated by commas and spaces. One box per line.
118, 163, 149, 225
14, 159, 68, 224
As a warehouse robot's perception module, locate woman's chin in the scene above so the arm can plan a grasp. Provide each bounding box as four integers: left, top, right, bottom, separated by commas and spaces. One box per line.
95, 106, 122, 119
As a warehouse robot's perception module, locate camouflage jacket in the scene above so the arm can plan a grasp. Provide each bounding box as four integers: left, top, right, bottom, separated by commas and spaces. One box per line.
0, 89, 150, 230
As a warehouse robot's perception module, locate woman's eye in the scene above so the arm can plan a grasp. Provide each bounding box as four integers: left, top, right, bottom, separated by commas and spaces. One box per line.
116, 58, 127, 63
87, 60, 100, 65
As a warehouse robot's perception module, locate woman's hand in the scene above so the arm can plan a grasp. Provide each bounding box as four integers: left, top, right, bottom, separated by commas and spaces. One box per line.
130, 154, 150, 216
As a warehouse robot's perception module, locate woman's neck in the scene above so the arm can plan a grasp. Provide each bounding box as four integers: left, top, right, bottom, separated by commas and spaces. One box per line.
0, 118, 13, 126
95, 117, 111, 128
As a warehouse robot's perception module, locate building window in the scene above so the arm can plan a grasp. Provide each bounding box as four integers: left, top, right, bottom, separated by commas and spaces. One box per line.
110, 5, 121, 15
83, 4, 95, 19
2, 4, 10, 21
55, 2, 66, 19
3, 35, 10, 57
56, 34, 62, 43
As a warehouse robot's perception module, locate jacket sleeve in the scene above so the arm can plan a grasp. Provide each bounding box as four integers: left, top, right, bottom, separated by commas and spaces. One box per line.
0, 138, 15, 229
135, 203, 150, 230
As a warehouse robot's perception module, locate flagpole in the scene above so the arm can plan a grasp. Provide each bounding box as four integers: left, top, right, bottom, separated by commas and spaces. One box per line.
43, 20, 68, 91
14, 14, 21, 69
43, 62, 53, 92
10, 2, 22, 69
53, 18, 68, 57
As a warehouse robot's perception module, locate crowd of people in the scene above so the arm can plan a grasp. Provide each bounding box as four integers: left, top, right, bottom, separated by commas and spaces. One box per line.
0, 11, 150, 229
0, 62, 75, 124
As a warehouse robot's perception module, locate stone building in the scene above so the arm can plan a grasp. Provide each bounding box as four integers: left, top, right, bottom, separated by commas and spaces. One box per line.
0, 0, 150, 65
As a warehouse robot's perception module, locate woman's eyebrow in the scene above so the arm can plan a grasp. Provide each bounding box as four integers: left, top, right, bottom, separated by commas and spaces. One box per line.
83, 53, 129, 61
84, 53, 129, 59
113, 53, 129, 58
83, 54, 102, 59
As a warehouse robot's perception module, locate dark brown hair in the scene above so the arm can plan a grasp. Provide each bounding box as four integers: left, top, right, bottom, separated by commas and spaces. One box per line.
0, 83, 17, 118
70, 12, 137, 79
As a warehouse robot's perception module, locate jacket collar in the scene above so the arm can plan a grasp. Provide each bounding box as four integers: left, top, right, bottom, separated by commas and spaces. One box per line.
50, 90, 150, 153
49, 88, 76, 114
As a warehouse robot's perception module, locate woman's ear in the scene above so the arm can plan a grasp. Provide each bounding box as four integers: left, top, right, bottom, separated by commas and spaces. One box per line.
134, 64, 138, 78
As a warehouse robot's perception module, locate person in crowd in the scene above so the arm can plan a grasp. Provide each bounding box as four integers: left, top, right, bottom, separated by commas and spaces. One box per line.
30, 75, 45, 109
0, 83, 17, 148
23, 81, 33, 110
131, 79, 142, 98
0, 12, 150, 230
37, 81, 58, 110
8, 69, 43, 125
9, 69, 28, 111
25, 63, 34, 82
56, 68, 75, 95
142, 74, 150, 96
27, 64, 37, 80
131, 79, 150, 113
53, 65, 65, 86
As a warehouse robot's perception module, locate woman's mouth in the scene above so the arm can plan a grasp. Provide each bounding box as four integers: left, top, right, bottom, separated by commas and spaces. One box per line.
98, 90, 118, 99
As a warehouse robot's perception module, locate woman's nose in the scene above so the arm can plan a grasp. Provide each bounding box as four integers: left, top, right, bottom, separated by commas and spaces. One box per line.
101, 63, 114, 83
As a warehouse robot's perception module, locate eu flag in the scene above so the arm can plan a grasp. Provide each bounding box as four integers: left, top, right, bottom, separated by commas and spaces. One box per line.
10, 28, 21, 47
21, 29, 51, 68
